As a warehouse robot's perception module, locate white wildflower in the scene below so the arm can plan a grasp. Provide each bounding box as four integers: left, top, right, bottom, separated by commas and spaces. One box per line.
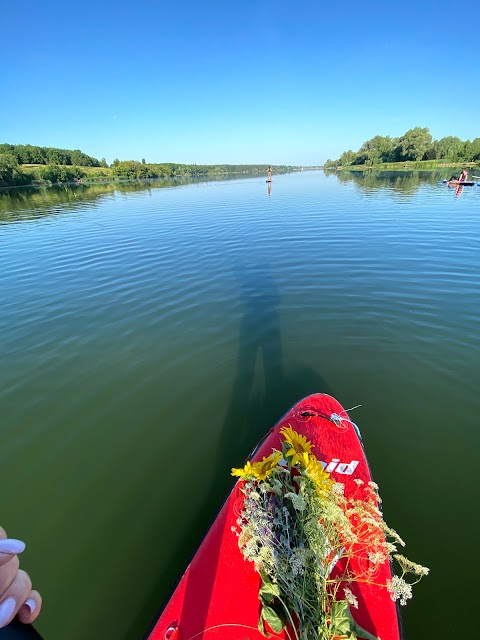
332, 483, 345, 495
289, 547, 308, 576
385, 526, 405, 547
344, 587, 358, 609
285, 491, 306, 512
243, 537, 260, 562
394, 554, 429, 577
387, 575, 413, 606
368, 551, 387, 565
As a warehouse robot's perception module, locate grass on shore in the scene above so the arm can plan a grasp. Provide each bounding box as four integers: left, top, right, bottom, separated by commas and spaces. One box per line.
330, 159, 479, 172
21, 164, 112, 175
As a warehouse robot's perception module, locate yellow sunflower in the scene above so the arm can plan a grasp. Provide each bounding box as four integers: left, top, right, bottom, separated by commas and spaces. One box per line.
252, 451, 283, 481
303, 454, 334, 494
231, 460, 255, 478
280, 425, 314, 466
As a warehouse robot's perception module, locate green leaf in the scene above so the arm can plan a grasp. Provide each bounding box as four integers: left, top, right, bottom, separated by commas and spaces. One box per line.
262, 605, 285, 633
260, 581, 280, 599
330, 600, 353, 636
258, 611, 268, 637
351, 620, 380, 640
329, 600, 379, 640
259, 570, 271, 585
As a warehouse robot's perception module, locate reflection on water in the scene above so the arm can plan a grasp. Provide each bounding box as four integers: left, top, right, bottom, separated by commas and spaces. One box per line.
0, 175, 259, 223
2, 171, 475, 224
324, 169, 467, 195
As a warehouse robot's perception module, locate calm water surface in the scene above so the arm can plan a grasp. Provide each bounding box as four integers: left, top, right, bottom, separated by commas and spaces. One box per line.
1, 172, 479, 639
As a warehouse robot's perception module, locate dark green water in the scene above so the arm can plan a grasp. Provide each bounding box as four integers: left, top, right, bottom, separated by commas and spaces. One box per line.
1, 171, 478, 639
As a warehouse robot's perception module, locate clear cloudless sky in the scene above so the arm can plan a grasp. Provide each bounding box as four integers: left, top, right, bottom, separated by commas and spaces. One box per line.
1, 0, 478, 165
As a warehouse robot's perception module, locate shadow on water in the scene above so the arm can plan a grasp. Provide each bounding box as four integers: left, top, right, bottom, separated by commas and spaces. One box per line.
136, 261, 334, 639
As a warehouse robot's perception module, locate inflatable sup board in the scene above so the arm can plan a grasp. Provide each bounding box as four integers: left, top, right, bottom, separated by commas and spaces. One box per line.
146, 394, 403, 640
443, 180, 475, 186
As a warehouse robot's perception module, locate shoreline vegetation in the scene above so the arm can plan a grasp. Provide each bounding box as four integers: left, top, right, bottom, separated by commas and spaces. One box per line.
0, 143, 310, 189
324, 127, 480, 171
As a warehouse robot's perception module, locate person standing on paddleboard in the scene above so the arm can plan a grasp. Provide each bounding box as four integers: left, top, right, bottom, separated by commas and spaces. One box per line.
267, 166, 272, 182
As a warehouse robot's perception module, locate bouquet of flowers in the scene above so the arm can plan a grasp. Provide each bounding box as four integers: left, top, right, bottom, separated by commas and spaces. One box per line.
231, 426, 428, 640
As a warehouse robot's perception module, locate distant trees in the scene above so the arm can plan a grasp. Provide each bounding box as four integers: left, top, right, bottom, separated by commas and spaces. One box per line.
326, 127, 480, 168
0, 153, 20, 184
37, 164, 86, 183
464, 138, 480, 161
0, 143, 101, 167
111, 161, 156, 180
398, 127, 433, 161
0, 144, 300, 187
0, 153, 32, 186
354, 135, 398, 166
434, 136, 466, 161
111, 161, 296, 181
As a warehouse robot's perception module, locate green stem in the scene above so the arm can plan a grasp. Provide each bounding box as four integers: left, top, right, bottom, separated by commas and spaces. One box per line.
276, 594, 301, 640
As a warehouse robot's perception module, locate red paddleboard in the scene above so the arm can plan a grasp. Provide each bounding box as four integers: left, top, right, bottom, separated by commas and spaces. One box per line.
146, 394, 403, 640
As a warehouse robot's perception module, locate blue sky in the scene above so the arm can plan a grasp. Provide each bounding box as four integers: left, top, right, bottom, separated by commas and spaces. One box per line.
1, 0, 478, 165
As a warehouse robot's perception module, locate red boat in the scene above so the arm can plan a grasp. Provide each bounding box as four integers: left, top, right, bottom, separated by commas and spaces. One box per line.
146, 394, 403, 640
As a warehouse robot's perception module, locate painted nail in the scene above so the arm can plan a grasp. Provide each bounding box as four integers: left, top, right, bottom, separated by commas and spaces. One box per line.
24, 599, 36, 614
0, 539, 26, 555
0, 597, 16, 627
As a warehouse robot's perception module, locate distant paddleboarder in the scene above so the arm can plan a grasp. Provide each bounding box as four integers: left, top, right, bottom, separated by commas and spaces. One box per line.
267, 166, 272, 182
448, 167, 468, 183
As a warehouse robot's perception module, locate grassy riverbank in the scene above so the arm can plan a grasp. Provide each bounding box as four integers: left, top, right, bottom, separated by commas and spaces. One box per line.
0, 145, 308, 187
1, 162, 302, 189
327, 159, 479, 172
21, 163, 112, 181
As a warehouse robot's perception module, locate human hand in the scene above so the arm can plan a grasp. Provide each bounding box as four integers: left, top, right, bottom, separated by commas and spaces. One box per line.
0, 527, 42, 629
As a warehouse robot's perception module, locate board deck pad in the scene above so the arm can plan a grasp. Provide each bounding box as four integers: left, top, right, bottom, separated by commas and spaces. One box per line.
147, 394, 402, 640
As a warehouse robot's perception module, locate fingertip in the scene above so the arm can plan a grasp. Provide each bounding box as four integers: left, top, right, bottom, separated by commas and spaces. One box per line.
17, 592, 42, 624
24, 599, 36, 614
0, 539, 26, 555
0, 597, 17, 628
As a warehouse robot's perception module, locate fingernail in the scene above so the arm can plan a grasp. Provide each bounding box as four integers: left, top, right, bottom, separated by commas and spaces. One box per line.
0, 597, 16, 627
25, 599, 36, 614
0, 539, 26, 555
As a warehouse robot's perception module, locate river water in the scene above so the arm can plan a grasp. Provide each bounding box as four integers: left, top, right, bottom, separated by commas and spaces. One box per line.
1, 171, 478, 639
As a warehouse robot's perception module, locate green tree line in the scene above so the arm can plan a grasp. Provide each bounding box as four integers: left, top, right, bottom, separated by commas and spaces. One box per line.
325, 127, 480, 169
0, 143, 103, 167
109, 160, 293, 180
0, 144, 297, 187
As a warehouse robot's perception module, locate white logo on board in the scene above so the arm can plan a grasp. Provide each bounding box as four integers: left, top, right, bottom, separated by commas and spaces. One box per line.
318, 458, 359, 475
